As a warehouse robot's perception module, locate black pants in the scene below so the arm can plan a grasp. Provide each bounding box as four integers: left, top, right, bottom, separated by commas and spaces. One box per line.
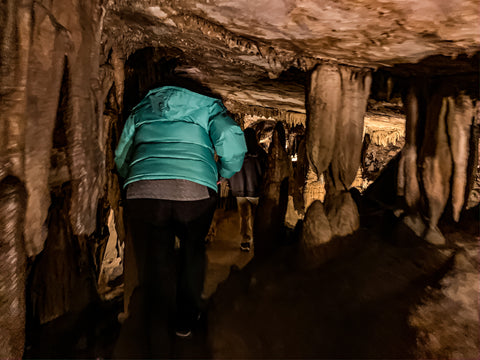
126, 191, 216, 353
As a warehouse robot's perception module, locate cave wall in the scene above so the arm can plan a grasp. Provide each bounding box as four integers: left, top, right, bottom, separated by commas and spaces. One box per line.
0, 0, 124, 356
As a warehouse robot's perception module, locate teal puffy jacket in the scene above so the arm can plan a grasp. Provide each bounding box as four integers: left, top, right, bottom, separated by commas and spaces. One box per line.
115, 86, 247, 191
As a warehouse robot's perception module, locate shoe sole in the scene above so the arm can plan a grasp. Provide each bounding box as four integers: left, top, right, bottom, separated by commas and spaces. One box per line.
175, 330, 192, 338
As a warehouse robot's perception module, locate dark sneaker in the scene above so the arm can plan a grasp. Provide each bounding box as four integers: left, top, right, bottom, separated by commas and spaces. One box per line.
240, 242, 251, 252
175, 311, 202, 338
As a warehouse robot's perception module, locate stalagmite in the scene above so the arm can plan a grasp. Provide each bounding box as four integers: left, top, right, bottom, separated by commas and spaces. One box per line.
446, 94, 474, 222
254, 122, 292, 257
300, 200, 332, 267
306, 64, 342, 176
0, 177, 27, 359
398, 86, 422, 211
421, 93, 452, 245
324, 189, 360, 238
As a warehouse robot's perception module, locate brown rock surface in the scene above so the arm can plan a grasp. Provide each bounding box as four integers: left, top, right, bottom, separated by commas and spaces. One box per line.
325, 190, 360, 237
300, 200, 332, 267
0, 178, 27, 359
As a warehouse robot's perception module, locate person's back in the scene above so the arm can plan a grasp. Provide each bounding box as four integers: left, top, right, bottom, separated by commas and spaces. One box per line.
229, 128, 267, 197
114, 85, 246, 356
228, 127, 266, 251
116, 86, 246, 190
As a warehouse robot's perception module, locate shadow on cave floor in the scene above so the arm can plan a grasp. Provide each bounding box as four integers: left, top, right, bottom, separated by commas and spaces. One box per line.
206, 203, 479, 359
24, 199, 479, 359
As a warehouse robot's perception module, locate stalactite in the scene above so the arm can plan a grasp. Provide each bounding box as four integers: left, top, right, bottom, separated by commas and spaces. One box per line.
303, 63, 371, 251
446, 94, 474, 222
397, 80, 477, 244
398, 85, 423, 211
0, 177, 27, 359
420, 91, 452, 245
0, 0, 31, 177
24, 4, 70, 256
111, 47, 126, 113
66, 0, 105, 237
465, 102, 479, 208
305, 63, 342, 177
330, 66, 372, 190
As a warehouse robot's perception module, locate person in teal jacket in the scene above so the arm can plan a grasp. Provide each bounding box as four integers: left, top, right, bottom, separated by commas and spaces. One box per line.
115, 85, 246, 354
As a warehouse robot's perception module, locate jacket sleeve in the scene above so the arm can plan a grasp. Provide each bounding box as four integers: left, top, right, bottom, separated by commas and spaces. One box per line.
114, 114, 136, 178
208, 102, 247, 179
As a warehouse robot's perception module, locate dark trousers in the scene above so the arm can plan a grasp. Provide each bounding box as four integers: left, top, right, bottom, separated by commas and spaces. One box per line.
126, 191, 216, 355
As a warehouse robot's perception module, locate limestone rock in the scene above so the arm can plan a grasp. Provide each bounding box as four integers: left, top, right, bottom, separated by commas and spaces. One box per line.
398, 85, 422, 210
402, 214, 426, 238
330, 66, 372, 190
446, 94, 474, 222
306, 64, 341, 176
420, 92, 453, 240
302, 200, 332, 246
325, 191, 360, 237
0, 177, 27, 360
300, 200, 332, 267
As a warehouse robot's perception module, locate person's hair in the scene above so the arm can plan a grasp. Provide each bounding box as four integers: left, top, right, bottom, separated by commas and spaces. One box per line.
244, 127, 259, 154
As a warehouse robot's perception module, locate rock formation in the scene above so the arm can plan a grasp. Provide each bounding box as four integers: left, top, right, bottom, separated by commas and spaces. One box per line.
397, 80, 477, 245
302, 64, 371, 255
0, 177, 27, 359
254, 122, 293, 257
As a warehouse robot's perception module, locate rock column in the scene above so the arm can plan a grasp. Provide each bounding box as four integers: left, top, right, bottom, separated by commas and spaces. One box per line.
302, 63, 371, 262
398, 80, 476, 245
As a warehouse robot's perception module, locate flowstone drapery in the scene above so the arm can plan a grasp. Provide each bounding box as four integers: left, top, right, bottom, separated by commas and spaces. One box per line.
398, 81, 476, 245
302, 63, 371, 263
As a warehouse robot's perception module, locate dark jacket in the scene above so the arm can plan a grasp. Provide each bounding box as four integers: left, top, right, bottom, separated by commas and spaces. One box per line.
229, 128, 267, 197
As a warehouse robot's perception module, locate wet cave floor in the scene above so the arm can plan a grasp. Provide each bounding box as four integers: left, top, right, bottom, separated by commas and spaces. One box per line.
24, 199, 479, 359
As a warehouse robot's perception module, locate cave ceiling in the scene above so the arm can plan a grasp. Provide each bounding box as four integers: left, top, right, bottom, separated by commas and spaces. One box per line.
104, 0, 480, 113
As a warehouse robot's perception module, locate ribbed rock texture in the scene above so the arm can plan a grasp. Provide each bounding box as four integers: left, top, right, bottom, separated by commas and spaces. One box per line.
397, 80, 477, 244
0, 0, 125, 357
302, 63, 371, 256
0, 178, 27, 359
